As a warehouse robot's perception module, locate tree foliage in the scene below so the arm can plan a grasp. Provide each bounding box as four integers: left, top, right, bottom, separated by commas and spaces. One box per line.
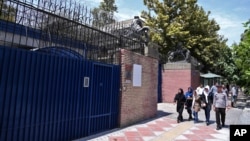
91, 0, 118, 27
232, 20, 250, 88
141, 0, 230, 73
0, 0, 17, 22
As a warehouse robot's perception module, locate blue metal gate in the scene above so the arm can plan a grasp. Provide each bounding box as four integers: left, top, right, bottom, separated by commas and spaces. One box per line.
0, 46, 121, 141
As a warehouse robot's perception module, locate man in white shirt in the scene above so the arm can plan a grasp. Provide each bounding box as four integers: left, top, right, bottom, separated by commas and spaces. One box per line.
196, 84, 204, 95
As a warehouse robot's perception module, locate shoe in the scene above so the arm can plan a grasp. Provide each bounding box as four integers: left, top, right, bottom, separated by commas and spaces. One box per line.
216, 126, 222, 130
222, 123, 225, 127
177, 120, 180, 123
206, 122, 209, 126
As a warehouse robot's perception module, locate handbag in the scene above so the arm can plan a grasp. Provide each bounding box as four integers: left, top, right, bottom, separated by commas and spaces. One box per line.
201, 101, 206, 107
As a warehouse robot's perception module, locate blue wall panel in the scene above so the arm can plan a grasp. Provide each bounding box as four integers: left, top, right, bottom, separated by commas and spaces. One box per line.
0, 46, 121, 141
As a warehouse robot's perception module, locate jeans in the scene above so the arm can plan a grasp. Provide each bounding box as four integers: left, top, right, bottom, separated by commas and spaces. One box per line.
193, 111, 198, 122
204, 105, 211, 123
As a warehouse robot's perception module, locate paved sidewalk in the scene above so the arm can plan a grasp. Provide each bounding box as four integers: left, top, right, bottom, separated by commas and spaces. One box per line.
76, 103, 236, 141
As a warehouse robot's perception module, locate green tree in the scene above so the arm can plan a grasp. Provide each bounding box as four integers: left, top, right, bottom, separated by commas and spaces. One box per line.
232, 20, 250, 90
142, 0, 228, 72
214, 41, 237, 83
91, 0, 118, 27
0, 0, 17, 22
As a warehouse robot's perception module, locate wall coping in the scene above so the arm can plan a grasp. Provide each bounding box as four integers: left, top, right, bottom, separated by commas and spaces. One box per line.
163, 62, 198, 70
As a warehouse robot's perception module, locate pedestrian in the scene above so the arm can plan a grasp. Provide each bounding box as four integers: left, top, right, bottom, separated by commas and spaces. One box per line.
174, 88, 186, 123
185, 87, 193, 120
210, 82, 218, 94
222, 84, 228, 97
192, 90, 201, 123
213, 85, 229, 130
236, 85, 239, 98
200, 85, 213, 125
196, 83, 204, 95
231, 84, 237, 107
226, 83, 230, 95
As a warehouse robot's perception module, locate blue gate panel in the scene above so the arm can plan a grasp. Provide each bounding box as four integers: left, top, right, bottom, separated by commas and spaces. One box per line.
0, 46, 121, 141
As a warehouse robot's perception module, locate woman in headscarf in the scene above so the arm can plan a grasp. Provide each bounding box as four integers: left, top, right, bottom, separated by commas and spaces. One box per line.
174, 88, 186, 123
185, 87, 193, 120
200, 85, 213, 125
192, 90, 201, 123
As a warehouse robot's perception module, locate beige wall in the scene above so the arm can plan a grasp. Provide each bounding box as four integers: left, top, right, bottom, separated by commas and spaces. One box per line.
119, 49, 158, 127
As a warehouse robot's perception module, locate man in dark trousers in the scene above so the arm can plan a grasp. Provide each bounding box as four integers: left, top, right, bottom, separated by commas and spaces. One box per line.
213, 85, 229, 130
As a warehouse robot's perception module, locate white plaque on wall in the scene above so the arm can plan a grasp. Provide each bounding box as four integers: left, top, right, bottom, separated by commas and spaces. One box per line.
133, 64, 142, 87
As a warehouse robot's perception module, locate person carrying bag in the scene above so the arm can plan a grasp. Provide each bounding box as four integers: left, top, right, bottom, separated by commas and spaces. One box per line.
200, 85, 213, 125
192, 90, 201, 123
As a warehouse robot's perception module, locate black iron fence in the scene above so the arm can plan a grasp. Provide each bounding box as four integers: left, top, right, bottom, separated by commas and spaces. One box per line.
0, 0, 145, 64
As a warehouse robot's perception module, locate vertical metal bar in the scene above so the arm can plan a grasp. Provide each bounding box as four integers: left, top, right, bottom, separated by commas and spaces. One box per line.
43, 54, 50, 141
51, 55, 60, 141
73, 59, 79, 138
39, 53, 49, 141
0, 48, 11, 141
50, 54, 56, 140
23, 52, 35, 141
7, 49, 20, 141
58, 58, 67, 140
76, 60, 82, 137
87, 61, 93, 135
55, 55, 62, 140
63, 58, 70, 139
12, 50, 25, 141
37, 53, 47, 141
68, 58, 74, 139
0, 48, 4, 140
19, 50, 31, 141
60, 57, 67, 140
22, 52, 31, 141
43, 54, 52, 141
29, 50, 41, 141
108, 66, 114, 128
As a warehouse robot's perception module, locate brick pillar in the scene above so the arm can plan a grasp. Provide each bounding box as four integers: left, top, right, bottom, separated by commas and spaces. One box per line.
162, 62, 200, 103
119, 49, 158, 127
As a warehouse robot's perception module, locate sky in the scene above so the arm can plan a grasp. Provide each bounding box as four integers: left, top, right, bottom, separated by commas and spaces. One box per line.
85, 0, 250, 46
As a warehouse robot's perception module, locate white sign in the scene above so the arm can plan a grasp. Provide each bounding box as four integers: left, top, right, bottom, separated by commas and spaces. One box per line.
133, 64, 142, 87
83, 77, 89, 87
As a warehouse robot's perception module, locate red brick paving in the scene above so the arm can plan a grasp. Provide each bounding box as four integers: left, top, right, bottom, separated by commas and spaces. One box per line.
138, 131, 155, 136
136, 127, 151, 132
109, 136, 126, 141
104, 117, 227, 141
126, 137, 144, 141
124, 131, 140, 137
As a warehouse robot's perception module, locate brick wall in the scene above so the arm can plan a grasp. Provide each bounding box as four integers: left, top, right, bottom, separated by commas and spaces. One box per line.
119, 49, 158, 127
162, 63, 200, 103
